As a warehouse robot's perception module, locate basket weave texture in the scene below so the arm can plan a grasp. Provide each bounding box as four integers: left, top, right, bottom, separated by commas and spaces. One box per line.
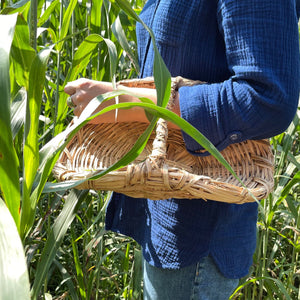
53, 77, 274, 204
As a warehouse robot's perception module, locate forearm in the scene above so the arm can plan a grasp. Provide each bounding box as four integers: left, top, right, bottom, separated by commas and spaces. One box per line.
65, 79, 181, 128
115, 84, 181, 128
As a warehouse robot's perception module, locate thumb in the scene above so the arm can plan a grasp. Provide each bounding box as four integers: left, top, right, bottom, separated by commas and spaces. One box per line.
64, 82, 77, 95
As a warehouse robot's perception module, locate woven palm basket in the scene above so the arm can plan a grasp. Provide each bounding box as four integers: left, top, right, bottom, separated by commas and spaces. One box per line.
53, 77, 274, 204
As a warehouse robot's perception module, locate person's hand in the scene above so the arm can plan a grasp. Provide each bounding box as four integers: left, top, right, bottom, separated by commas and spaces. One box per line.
64, 78, 180, 127
64, 78, 115, 122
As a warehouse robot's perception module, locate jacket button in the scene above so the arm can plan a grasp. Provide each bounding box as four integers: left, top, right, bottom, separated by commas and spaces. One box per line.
229, 133, 239, 141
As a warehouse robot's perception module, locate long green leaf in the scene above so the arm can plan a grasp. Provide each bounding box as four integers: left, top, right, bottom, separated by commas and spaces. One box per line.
10, 14, 35, 89
275, 113, 299, 175
111, 0, 141, 22
90, 0, 103, 34
71, 227, 86, 299
132, 247, 143, 299
37, 0, 60, 27
0, 198, 30, 300
230, 276, 292, 300
53, 260, 79, 300
10, 87, 27, 139
112, 0, 171, 111
86, 101, 240, 182
20, 46, 52, 239
0, 13, 20, 229
112, 15, 140, 73
56, 0, 78, 51
0, 0, 30, 14
31, 190, 88, 299
278, 170, 300, 200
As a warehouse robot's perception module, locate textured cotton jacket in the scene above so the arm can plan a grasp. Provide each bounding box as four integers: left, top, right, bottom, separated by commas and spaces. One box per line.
106, 0, 300, 278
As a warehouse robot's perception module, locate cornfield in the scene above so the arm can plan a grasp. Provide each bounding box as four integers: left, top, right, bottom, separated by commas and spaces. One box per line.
0, 0, 299, 299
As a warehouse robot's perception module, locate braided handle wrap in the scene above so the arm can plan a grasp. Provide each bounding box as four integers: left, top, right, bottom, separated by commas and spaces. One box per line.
150, 77, 204, 161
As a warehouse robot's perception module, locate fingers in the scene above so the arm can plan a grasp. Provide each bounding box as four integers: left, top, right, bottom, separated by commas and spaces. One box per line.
64, 78, 90, 95
66, 94, 86, 117
64, 80, 80, 95
64, 79, 116, 120
64, 79, 92, 112
73, 103, 83, 117
67, 95, 85, 117
64, 85, 76, 95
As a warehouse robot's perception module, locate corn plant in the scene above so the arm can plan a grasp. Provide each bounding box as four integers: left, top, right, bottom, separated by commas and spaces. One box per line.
230, 112, 300, 300
0, 1, 147, 298
0, 0, 299, 299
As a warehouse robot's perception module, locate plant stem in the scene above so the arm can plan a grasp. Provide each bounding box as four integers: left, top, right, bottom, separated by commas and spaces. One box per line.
54, 0, 64, 131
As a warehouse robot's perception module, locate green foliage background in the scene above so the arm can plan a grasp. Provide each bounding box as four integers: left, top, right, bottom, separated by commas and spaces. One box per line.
0, 0, 299, 299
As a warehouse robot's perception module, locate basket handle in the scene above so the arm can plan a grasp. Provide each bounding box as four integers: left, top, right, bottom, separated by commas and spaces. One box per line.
150, 77, 204, 162
150, 117, 168, 160
149, 78, 179, 161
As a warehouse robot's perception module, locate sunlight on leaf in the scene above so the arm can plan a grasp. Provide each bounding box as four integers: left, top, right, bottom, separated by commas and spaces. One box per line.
0, 199, 30, 300
0, 13, 20, 229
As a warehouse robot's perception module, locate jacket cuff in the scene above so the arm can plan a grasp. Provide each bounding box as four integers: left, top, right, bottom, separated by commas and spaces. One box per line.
178, 84, 243, 156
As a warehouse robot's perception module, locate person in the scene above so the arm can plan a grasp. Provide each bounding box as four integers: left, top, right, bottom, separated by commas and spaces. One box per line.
64, 1, 300, 299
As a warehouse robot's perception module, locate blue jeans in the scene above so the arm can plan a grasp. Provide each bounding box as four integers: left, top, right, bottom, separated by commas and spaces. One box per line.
143, 256, 239, 300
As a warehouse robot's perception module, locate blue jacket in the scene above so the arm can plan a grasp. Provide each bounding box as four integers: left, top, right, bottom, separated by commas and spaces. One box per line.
106, 0, 300, 278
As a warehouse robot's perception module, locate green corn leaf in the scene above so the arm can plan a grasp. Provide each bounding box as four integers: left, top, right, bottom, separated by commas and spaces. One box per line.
37, 0, 60, 27
1, 0, 30, 14
274, 161, 297, 201
285, 194, 299, 220
10, 87, 27, 139
31, 190, 88, 300
275, 113, 299, 175
0, 198, 30, 300
10, 14, 35, 89
103, 36, 118, 82
71, 227, 86, 299
230, 276, 292, 300
112, 0, 171, 111
111, 0, 141, 22
66, 34, 116, 82
132, 247, 143, 299
90, 0, 103, 33
56, 0, 78, 52
152, 43, 171, 109
0, 13, 20, 229
53, 260, 79, 300
112, 15, 140, 74
24, 47, 52, 190
20, 46, 52, 238
278, 170, 300, 201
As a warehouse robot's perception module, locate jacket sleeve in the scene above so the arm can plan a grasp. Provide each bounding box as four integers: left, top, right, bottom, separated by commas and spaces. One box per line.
179, 0, 300, 156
